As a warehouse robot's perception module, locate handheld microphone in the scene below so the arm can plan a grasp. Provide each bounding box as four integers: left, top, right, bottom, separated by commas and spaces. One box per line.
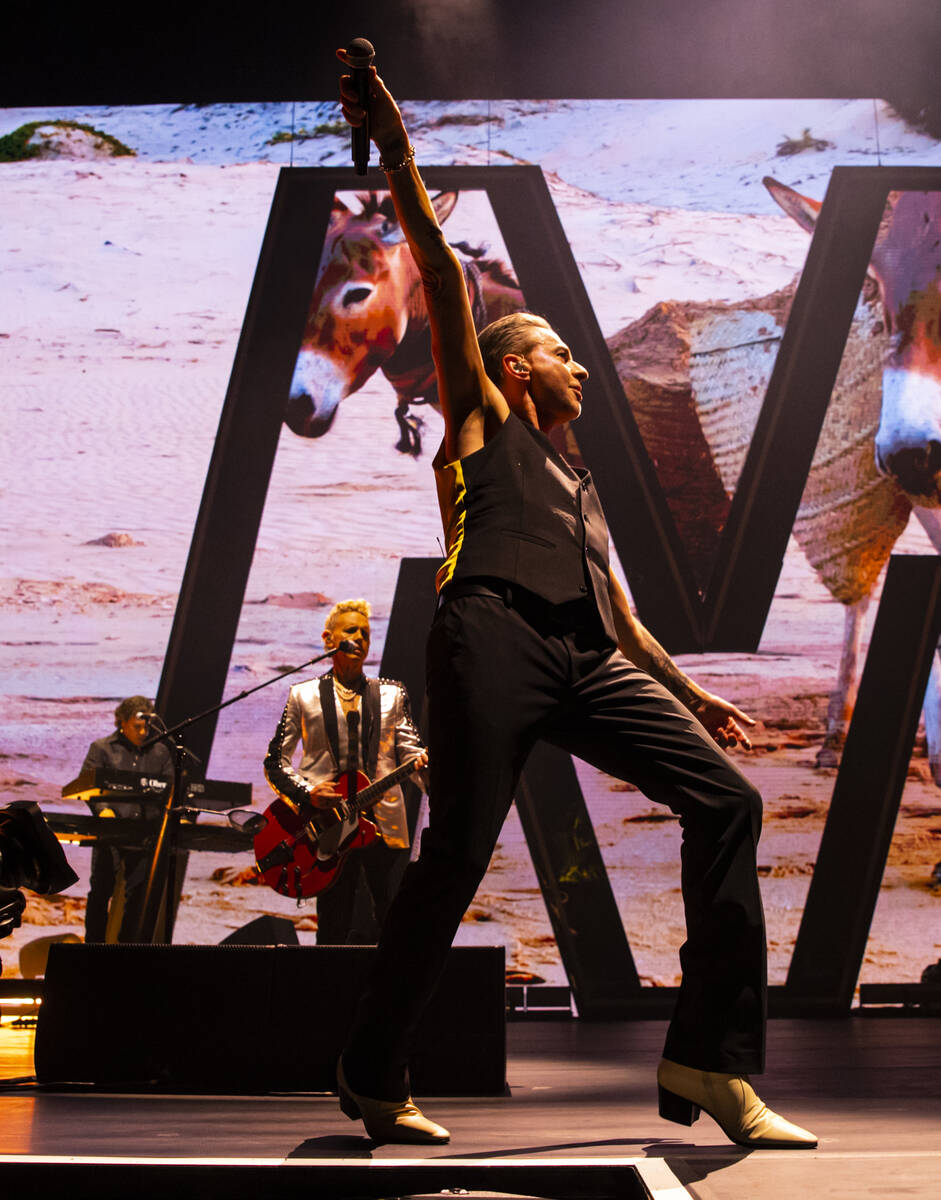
346, 37, 375, 175
337, 639, 360, 655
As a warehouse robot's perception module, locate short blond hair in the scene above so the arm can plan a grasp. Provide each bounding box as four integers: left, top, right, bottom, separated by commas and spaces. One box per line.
324, 598, 372, 631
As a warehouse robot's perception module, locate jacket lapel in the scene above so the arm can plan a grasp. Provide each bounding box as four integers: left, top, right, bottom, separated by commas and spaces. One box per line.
318, 673, 341, 771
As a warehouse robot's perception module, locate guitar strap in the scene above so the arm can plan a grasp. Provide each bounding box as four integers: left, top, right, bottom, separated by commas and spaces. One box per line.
318, 673, 341, 769
346, 710, 360, 801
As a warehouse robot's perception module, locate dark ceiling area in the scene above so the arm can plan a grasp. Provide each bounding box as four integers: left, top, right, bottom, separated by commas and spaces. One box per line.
4, 0, 940, 107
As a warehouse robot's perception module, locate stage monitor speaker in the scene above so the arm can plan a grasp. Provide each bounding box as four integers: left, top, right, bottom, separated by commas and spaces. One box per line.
34, 943, 505, 1095
219, 915, 299, 946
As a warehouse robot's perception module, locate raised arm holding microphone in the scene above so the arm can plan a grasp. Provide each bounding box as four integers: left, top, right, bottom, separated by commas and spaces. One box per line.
334, 45, 816, 1150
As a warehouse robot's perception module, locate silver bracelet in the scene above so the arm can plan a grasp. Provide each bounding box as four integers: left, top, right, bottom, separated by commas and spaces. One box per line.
379, 143, 416, 173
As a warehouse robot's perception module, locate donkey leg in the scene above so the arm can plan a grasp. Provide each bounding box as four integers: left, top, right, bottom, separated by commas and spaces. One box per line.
393, 401, 424, 456
817, 596, 870, 767
394, 402, 412, 453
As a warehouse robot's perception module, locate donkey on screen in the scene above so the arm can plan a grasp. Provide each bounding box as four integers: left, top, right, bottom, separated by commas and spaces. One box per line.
765, 180, 941, 508
285, 191, 524, 455
766, 178, 941, 776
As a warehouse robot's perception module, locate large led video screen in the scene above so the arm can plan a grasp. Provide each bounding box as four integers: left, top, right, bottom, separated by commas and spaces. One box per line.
2, 96, 940, 995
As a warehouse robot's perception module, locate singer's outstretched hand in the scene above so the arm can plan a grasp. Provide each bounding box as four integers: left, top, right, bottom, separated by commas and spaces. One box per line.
336, 48, 409, 158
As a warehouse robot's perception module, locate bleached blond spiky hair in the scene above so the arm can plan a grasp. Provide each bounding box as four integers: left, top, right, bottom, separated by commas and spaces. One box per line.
324, 598, 372, 632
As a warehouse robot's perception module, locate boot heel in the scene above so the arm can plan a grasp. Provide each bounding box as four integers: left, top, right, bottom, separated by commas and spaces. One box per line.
658, 1084, 700, 1126
337, 1084, 362, 1121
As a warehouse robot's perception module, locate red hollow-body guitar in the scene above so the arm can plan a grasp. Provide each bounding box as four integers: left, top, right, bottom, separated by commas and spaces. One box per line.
253, 758, 421, 899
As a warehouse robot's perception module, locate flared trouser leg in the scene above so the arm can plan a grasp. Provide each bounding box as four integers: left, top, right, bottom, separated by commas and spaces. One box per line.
343, 595, 766, 1098
343, 595, 540, 1098
544, 653, 766, 1073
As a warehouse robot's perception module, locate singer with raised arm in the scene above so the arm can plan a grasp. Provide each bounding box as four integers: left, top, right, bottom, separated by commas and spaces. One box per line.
334, 47, 816, 1150
264, 599, 428, 945
80, 695, 173, 943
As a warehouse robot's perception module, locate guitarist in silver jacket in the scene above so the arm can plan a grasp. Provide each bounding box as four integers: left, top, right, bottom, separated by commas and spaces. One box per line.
264, 598, 428, 944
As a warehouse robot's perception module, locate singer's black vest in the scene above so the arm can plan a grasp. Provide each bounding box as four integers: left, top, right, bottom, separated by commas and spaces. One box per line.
433, 413, 617, 645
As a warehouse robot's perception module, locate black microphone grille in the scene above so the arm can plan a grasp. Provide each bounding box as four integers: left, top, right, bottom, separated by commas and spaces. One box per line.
346, 37, 376, 66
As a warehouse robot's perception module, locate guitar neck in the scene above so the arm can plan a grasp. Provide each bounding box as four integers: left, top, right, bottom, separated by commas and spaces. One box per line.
353, 758, 421, 811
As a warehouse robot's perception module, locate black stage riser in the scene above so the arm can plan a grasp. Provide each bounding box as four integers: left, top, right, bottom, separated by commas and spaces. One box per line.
34, 943, 505, 1095
0, 1160, 648, 1200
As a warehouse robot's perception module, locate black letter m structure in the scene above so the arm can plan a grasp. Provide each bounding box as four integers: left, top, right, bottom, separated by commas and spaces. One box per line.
157, 165, 941, 1014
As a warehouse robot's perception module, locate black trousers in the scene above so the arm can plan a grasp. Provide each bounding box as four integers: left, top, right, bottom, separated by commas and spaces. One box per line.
85, 843, 153, 944
317, 838, 410, 945
344, 588, 766, 1099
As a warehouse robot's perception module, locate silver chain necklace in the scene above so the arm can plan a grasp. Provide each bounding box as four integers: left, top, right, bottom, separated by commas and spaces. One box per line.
333, 677, 363, 702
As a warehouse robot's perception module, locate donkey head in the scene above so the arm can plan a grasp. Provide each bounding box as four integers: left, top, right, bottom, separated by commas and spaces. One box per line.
286, 190, 459, 438
765, 177, 941, 506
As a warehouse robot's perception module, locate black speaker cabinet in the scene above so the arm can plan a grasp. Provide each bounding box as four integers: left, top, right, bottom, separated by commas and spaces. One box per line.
219, 915, 299, 946
34, 943, 505, 1095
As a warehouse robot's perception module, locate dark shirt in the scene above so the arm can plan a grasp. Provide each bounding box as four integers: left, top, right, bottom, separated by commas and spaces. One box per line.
433, 412, 617, 643
80, 731, 173, 818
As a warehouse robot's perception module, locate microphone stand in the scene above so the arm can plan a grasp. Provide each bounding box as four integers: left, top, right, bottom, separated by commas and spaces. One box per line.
134, 647, 340, 943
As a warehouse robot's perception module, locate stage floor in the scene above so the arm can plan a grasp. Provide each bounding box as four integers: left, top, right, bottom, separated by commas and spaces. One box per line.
1, 1016, 939, 1198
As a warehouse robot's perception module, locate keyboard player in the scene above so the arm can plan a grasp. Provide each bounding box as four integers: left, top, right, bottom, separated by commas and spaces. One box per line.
80, 695, 172, 943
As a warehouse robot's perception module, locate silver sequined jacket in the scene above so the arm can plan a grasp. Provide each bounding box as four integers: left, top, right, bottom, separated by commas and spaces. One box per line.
263, 675, 426, 849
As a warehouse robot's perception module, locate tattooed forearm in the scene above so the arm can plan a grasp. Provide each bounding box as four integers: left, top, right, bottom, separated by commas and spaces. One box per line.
630, 625, 700, 707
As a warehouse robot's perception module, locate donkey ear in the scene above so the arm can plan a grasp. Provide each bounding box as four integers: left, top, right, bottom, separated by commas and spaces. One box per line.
431, 191, 459, 225
763, 176, 821, 234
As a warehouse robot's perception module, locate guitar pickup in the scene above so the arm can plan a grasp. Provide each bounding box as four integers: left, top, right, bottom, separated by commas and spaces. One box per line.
256, 840, 294, 873
322, 802, 352, 828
